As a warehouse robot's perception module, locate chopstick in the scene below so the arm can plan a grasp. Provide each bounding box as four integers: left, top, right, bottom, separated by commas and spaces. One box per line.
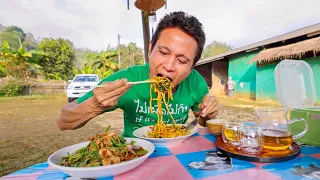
127, 80, 153, 85
94, 80, 153, 88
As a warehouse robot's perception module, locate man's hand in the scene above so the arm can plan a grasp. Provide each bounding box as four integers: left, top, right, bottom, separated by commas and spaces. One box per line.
92, 78, 132, 111
197, 94, 220, 126
56, 78, 132, 130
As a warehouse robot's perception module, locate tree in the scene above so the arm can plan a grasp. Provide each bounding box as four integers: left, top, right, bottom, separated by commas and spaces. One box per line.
74, 48, 99, 69
22, 33, 38, 51
38, 38, 75, 80
201, 41, 232, 59
0, 40, 40, 79
93, 48, 118, 78
72, 47, 121, 79
119, 42, 144, 69
0, 26, 26, 50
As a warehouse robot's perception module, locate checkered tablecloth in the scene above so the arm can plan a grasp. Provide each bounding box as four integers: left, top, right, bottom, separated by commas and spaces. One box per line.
3, 128, 320, 180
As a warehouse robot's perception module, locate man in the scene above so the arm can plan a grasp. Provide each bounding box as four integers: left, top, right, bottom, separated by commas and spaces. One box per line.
227, 76, 235, 98
57, 11, 220, 137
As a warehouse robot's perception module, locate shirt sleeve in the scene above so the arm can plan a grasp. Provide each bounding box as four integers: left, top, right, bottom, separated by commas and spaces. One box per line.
191, 74, 209, 113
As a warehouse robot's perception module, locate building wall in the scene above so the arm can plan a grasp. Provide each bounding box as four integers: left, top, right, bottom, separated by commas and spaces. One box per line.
228, 51, 259, 100
256, 63, 278, 101
194, 63, 212, 88
211, 60, 229, 95
256, 56, 320, 103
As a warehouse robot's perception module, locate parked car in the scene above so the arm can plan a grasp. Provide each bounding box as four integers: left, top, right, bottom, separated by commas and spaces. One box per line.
66, 74, 100, 103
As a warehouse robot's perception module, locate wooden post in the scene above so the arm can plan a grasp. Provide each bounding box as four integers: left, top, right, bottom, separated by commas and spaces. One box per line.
141, 10, 150, 63
118, 34, 121, 68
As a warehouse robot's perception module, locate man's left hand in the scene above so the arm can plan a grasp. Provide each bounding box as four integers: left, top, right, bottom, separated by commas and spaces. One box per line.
198, 94, 220, 120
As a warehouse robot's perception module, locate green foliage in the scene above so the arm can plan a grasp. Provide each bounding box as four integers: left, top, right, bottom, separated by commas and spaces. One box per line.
47, 73, 64, 80
0, 24, 146, 81
94, 48, 118, 71
0, 26, 26, 50
5, 26, 26, 41
0, 80, 31, 97
38, 38, 75, 80
22, 33, 38, 51
72, 46, 120, 79
0, 63, 7, 77
201, 41, 233, 59
0, 31, 20, 50
0, 40, 38, 79
74, 48, 98, 69
119, 42, 144, 69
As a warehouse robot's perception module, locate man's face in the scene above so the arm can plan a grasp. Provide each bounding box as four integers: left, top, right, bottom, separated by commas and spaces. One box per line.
148, 28, 197, 88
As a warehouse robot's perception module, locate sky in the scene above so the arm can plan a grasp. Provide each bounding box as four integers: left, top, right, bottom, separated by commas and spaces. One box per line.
0, 0, 319, 51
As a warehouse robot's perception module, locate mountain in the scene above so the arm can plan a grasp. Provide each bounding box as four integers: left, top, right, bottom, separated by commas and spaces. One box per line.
23, 33, 38, 50
0, 23, 5, 33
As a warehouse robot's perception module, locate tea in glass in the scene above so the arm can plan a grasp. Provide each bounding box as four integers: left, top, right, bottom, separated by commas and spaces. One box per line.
222, 122, 243, 146
262, 129, 293, 151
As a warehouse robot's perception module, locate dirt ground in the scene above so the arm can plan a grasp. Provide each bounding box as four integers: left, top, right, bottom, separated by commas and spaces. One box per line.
0, 94, 276, 176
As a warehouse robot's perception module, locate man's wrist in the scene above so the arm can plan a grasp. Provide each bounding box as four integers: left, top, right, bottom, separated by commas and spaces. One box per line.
82, 98, 105, 115
198, 117, 207, 127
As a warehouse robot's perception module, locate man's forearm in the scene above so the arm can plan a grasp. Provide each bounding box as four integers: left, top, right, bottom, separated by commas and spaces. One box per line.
57, 98, 103, 130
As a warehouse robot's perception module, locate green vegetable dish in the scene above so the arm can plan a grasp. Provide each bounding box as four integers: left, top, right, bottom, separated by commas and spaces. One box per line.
60, 126, 148, 167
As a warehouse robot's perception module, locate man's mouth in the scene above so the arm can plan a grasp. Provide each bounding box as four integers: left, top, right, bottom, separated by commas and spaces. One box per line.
157, 73, 172, 82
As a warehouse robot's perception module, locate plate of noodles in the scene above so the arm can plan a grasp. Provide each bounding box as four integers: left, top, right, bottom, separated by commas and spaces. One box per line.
132, 75, 197, 146
133, 124, 197, 146
48, 126, 155, 179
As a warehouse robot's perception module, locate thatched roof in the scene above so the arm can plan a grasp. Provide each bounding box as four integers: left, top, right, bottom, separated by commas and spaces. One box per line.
248, 36, 320, 65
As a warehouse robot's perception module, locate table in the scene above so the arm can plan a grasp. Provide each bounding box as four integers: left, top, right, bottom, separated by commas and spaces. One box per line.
3, 128, 320, 180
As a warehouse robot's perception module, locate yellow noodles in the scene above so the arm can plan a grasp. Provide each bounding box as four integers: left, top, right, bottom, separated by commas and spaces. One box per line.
147, 76, 191, 138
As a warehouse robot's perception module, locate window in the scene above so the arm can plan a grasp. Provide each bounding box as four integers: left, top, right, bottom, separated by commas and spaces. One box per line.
74, 76, 98, 82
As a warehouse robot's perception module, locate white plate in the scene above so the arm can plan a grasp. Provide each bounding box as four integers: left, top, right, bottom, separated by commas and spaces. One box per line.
132, 125, 197, 147
47, 138, 155, 179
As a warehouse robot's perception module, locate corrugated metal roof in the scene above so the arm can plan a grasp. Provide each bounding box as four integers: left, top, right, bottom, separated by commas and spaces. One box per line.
196, 23, 320, 66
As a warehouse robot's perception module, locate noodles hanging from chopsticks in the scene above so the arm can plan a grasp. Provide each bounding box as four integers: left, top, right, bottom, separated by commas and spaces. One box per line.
147, 76, 191, 138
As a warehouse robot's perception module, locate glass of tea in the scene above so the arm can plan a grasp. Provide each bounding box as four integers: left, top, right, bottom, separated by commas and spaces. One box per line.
262, 128, 293, 151
239, 126, 264, 154
222, 121, 243, 146
254, 107, 308, 151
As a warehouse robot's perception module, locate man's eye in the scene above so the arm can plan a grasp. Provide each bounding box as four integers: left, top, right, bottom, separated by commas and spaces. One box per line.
178, 59, 187, 64
160, 51, 169, 56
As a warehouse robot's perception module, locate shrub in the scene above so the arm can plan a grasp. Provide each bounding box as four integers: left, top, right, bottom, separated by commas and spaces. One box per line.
0, 80, 32, 96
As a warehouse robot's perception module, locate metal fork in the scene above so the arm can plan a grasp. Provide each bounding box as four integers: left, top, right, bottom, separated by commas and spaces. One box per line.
186, 112, 203, 130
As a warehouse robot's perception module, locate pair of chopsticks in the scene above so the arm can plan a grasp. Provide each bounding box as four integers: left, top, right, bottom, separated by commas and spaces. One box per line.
94, 80, 153, 88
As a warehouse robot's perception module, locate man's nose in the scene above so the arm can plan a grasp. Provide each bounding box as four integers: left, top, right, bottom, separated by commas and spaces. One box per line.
163, 56, 176, 72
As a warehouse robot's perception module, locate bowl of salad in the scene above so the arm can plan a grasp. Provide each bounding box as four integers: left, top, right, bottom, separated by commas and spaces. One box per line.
48, 126, 155, 178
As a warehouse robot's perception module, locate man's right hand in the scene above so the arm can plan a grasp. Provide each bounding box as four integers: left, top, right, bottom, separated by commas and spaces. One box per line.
91, 78, 132, 112
57, 78, 131, 130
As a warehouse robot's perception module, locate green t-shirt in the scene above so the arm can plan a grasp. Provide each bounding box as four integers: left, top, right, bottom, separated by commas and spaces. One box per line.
77, 63, 209, 137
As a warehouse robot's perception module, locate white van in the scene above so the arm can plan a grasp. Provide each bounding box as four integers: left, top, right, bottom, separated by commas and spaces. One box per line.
66, 74, 100, 102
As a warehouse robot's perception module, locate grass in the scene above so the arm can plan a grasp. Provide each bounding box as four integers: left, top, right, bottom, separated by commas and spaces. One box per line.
0, 94, 65, 101
0, 94, 277, 176
0, 95, 124, 176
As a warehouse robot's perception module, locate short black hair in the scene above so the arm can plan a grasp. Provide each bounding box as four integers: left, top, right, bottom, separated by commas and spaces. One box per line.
150, 11, 206, 65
